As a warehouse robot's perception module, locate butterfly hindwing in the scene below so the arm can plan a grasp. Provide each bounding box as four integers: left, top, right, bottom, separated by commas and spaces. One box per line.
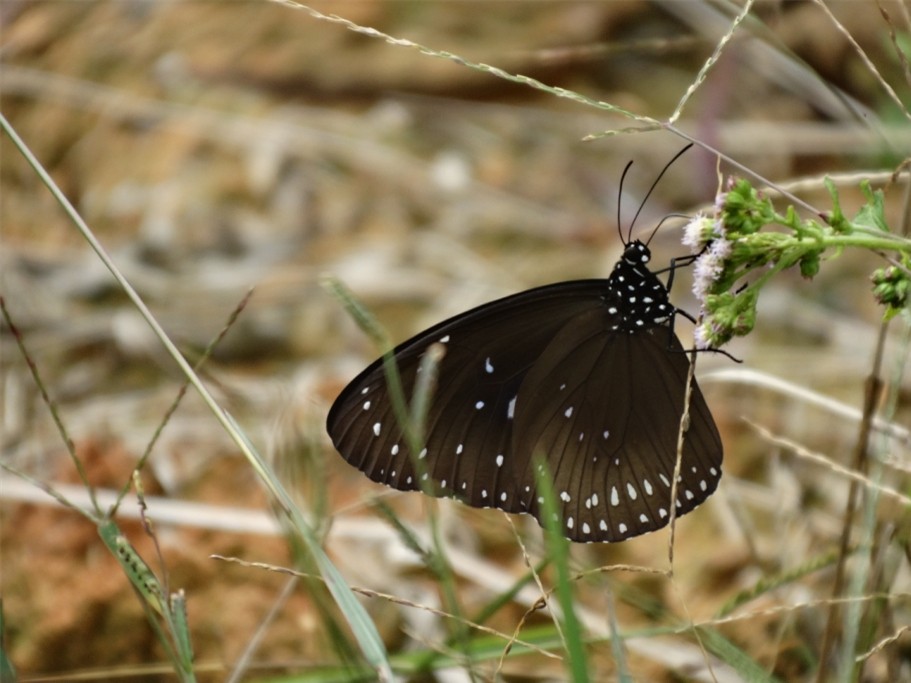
513, 311, 722, 541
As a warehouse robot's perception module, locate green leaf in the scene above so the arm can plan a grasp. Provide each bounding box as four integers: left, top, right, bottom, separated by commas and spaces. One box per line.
854, 181, 890, 232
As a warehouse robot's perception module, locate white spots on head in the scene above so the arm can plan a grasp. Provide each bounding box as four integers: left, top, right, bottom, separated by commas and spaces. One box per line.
626, 482, 638, 501
372, 422, 381, 437
362, 400, 371, 410
507, 396, 517, 420
610, 486, 619, 507
475, 400, 485, 410
484, 357, 494, 374
659, 507, 668, 519
643, 479, 653, 496
419, 447, 428, 459
560, 491, 571, 503
582, 522, 591, 534
495, 454, 504, 468
564, 406, 574, 418
618, 522, 628, 534
456, 443, 464, 455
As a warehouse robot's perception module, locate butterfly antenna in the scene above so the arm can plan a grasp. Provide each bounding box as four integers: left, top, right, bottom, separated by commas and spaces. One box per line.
645, 212, 689, 247
628, 143, 694, 244
617, 160, 634, 246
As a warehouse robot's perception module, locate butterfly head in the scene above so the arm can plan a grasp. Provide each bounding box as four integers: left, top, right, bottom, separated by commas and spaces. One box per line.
621, 240, 651, 266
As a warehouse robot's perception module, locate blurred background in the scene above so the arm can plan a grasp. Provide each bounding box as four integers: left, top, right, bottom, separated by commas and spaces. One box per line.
2, 1, 909, 680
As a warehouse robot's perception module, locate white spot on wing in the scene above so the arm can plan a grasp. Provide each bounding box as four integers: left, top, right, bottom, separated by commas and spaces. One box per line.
507, 396, 517, 419
373, 422, 381, 436
484, 357, 494, 373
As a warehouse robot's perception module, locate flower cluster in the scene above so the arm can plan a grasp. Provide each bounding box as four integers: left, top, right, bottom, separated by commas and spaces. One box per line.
682, 176, 906, 350
871, 263, 911, 321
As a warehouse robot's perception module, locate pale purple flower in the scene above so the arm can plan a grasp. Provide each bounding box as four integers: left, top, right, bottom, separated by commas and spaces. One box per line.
693, 321, 712, 350
682, 213, 711, 253
691, 237, 730, 302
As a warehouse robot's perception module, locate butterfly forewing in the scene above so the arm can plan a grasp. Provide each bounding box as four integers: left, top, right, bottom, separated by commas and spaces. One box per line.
327, 240, 724, 543
327, 280, 612, 507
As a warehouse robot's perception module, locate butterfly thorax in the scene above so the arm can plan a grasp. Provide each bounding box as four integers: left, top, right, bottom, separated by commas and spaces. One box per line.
605, 241, 673, 334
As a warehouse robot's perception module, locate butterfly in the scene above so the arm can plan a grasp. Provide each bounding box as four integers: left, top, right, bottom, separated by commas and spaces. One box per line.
327, 149, 722, 542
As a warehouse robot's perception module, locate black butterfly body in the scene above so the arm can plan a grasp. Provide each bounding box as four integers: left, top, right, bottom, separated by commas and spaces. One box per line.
327, 240, 722, 542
